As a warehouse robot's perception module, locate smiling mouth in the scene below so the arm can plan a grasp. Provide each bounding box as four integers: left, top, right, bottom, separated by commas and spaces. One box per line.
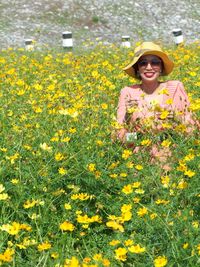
144, 72, 155, 78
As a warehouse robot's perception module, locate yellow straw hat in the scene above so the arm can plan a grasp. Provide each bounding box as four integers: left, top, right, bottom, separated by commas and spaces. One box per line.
123, 42, 174, 78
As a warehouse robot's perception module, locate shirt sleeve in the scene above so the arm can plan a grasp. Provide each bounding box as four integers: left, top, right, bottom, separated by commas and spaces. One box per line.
172, 82, 195, 124
117, 88, 128, 125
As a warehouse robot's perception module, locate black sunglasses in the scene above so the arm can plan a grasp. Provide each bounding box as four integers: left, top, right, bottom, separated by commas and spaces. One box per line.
138, 58, 162, 67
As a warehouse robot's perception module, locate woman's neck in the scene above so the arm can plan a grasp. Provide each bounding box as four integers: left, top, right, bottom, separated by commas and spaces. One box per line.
140, 81, 160, 94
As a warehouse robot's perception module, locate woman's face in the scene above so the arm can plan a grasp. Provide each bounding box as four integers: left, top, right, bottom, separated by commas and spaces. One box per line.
137, 55, 162, 82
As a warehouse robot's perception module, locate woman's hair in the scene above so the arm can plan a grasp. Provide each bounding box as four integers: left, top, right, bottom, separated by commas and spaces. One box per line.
133, 57, 164, 80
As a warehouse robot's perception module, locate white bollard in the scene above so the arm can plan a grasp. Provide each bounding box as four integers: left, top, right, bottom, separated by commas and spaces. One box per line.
172, 29, 184, 45
121, 35, 131, 48
62, 31, 73, 50
24, 39, 34, 51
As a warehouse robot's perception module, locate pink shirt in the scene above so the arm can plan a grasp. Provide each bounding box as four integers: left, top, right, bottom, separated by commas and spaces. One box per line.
117, 80, 194, 125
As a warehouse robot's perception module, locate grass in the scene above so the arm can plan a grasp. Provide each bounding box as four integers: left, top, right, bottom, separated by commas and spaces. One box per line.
0, 41, 199, 266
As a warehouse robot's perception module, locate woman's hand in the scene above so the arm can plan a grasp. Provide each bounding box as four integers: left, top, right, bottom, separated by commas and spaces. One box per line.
117, 128, 128, 142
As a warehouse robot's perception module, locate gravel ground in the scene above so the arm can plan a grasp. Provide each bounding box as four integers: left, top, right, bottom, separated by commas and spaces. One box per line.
0, 0, 200, 49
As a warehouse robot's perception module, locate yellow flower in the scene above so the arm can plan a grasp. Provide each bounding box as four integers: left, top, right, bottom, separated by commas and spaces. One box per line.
0, 248, 15, 262
121, 204, 132, 213
106, 220, 124, 232
58, 167, 68, 175
23, 199, 38, 209
137, 207, 148, 217
101, 103, 108, 110
124, 239, 134, 247
135, 188, 145, 194
155, 199, 170, 205
184, 169, 195, 177
161, 139, 171, 147
135, 164, 143, 170
114, 247, 127, 262
109, 240, 120, 246
165, 98, 173, 105
177, 179, 188, 189
183, 243, 189, 249
1, 222, 21, 235
122, 149, 132, 160
51, 252, 59, 259
0, 193, 9, 200
161, 176, 170, 188
64, 203, 72, 210
64, 256, 79, 267
150, 213, 158, 220
120, 172, 127, 178
192, 221, 199, 228
132, 181, 141, 188
128, 244, 146, 253
122, 184, 133, 194
160, 110, 169, 119
37, 242, 51, 251
11, 179, 19, 184
126, 162, 134, 168
39, 143, 52, 152
141, 139, 151, 146
88, 163, 96, 172
154, 256, 168, 267
159, 88, 169, 95
55, 152, 65, 161
60, 221, 75, 231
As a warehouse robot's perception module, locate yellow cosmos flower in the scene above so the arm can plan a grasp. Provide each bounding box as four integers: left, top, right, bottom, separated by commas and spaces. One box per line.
122, 184, 133, 194
114, 247, 127, 262
0, 248, 15, 263
165, 98, 173, 105
137, 207, 148, 217
37, 241, 51, 251
122, 149, 132, 160
128, 244, 146, 253
177, 179, 188, 189
160, 110, 169, 119
0, 193, 9, 200
64, 203, 72, 210
161, 176, 170, 188
64, 256, 79, 267
58, 167, 67, 175
87, 163, 96, 172
60, 221, 75, 232
123, 239, 133, 247
109, 240, 120, 246
154, 256, 168, 267
135, 164, 143, 170
55, 152, 65, 161
101, 103, 108, 110
141, 139, 151, 146
184, 169, 195, 177
161, 139, 171, 147
39, 143, 52, 152
106, 221, 124, 232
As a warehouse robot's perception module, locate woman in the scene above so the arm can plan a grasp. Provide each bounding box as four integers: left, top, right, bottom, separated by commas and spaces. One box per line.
116, 41, 197, 143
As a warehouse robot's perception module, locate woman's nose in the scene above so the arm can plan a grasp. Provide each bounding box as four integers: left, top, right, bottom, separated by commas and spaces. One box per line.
146, 62, 153, 69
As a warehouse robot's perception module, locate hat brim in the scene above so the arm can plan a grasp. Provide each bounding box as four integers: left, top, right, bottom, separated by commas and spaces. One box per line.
123, 50, 174, 78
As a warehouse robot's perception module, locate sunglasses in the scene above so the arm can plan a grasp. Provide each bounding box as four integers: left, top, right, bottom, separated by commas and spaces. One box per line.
138, 58, 162, 67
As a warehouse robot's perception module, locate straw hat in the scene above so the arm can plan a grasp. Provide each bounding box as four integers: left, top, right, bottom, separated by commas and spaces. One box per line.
123, 42, 174, 78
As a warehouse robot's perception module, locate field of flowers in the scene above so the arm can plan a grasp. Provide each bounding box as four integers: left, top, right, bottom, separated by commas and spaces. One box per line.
0, 42, 199, 266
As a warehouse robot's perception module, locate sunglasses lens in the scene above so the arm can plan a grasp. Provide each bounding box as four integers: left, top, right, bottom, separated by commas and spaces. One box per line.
138, 60, 148, 67
151, 59, 161, 66
138, 59, 161, 67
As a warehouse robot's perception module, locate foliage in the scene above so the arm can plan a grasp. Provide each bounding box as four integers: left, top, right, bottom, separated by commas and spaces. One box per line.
0, 42, 199, 266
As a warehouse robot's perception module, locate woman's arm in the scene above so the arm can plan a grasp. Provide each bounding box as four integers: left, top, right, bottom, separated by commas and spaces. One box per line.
116, 88, 129, 142
172, 81, 199, 129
